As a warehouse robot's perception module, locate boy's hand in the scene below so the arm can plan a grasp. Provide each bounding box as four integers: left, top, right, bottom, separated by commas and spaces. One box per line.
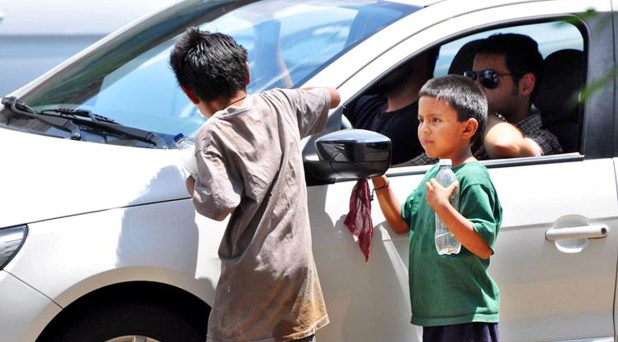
186, 175, 196, 195
425, 178, 459, 211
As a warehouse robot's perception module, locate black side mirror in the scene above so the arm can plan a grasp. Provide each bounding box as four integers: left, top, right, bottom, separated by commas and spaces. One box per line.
313, 129, 391, 181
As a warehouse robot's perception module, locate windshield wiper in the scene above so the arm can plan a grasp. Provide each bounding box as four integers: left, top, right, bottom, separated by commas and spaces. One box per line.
2, 97, 167, 148
2, 96, 82, 140
39, 107, 167, 148
41, 107, 118, 124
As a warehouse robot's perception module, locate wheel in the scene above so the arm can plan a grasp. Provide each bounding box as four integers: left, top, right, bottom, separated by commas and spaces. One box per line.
41, 298, 206, 342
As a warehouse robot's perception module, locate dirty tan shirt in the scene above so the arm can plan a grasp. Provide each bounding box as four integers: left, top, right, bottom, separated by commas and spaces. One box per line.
192, 88, 330, 342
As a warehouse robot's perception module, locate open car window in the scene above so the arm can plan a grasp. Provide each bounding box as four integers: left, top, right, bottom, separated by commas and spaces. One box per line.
344, 19, 585, 168
436, 21, 585, 155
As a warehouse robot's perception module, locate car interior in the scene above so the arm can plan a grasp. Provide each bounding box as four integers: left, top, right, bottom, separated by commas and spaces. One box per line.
343, 19, 586, 165
446, 39, 584, 154
534, 48, 584, 153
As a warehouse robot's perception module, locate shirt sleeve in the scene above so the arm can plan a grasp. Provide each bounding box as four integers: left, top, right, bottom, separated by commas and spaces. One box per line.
192, 138, 242, 221
459, 183, 501, 252
284, 88, 331, 138
401, 192, 415, 226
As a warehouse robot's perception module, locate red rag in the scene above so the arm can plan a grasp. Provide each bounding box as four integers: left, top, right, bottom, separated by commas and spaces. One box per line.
343, 178, 374, 262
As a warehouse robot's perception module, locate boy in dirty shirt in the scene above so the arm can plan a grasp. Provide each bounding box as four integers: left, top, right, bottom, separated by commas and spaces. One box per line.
169, 28, 340, 342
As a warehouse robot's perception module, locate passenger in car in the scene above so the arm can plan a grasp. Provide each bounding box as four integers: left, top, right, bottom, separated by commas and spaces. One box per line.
169, 28, 341, 342
465, 33, 563, 158
345, 48, 438, 164
371, 75, 502, 342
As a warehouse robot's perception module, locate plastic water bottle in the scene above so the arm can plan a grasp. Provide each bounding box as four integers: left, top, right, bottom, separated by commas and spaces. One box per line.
174, 133, 198, 178
434, 159, 461, 255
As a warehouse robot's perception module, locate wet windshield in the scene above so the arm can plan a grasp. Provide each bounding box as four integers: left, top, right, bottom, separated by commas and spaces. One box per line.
15, 0, 419, 141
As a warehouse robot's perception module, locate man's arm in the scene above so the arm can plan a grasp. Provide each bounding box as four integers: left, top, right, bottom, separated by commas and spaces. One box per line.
482, 116, 542, 158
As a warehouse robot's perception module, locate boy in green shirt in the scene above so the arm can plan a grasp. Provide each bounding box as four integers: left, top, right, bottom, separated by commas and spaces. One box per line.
372, 75, 502, 341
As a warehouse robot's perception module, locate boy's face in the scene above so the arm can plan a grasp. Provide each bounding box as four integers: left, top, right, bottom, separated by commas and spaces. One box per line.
417, 96, 473, 160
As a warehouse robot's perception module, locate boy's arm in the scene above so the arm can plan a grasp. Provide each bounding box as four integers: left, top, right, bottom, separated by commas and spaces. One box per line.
371, 175, 409, 234
325, 87, 341, 109
186, 175, 195, 195
425, 179, 492, 259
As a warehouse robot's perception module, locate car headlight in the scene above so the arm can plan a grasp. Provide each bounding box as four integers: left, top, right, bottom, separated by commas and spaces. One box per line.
0, 225, 27, 269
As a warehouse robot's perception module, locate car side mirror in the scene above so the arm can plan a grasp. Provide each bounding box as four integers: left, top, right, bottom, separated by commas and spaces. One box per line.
313, 129, 391, 181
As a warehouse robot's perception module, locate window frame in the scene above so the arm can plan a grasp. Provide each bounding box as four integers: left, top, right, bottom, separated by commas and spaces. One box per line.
316, 4, 615, 177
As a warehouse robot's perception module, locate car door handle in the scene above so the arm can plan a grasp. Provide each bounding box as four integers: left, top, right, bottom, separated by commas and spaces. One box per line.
545, 225, 608, 241
0, 11, 4, 23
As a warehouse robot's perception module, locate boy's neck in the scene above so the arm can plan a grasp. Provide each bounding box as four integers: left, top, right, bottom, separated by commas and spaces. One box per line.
203, 90, 248, 117
448, 149, 476, 168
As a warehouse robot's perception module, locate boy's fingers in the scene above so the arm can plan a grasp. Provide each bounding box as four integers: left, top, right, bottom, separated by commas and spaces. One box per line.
425, 180, 434, 191
449, 181, 459, 190
446, 181, 459, 196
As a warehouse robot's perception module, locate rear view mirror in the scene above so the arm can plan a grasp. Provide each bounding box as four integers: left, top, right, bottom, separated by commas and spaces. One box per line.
314, 129, 391, 180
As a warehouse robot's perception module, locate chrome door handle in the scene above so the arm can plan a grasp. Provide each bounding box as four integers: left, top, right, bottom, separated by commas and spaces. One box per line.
545, 225, 608, 241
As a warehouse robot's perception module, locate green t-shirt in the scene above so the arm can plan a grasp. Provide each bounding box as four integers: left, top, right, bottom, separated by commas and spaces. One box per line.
401, 161, 502, 327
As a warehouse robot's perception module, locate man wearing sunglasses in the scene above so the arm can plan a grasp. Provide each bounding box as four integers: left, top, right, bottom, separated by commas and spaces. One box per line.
466, 33, 562, 158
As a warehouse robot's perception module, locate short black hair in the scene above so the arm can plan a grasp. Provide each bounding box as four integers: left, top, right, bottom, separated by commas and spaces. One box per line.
476, 33, 544, 99
169, 27, 248, 102
419, 75, 488, 144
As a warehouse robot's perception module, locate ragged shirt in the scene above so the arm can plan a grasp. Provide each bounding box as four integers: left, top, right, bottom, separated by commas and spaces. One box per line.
192, 88, 331, 342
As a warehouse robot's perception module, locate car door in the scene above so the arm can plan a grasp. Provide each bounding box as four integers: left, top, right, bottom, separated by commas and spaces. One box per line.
305, 0, 617, 341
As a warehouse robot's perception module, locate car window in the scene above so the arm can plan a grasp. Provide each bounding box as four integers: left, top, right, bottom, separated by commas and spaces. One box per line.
437, 21, 585, 155
435, 22, 583, 77
344, 18, 585, 166
12, 0, 419, 143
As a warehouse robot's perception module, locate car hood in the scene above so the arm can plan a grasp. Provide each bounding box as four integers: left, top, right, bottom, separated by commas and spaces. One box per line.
0, 127, 190, 228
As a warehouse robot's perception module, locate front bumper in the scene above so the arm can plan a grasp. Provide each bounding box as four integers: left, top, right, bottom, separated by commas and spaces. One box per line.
0, 270, 61, 342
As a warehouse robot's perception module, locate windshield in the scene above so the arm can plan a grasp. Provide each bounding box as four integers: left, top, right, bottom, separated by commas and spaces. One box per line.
13, 0, 418, 141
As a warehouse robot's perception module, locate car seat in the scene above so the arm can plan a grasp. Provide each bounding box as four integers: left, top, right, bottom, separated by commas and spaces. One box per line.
448, 39, 483, 75
533, 49, 584, 153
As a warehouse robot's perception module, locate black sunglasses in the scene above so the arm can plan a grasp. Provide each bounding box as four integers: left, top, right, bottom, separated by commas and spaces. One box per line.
463, 69, 512, 89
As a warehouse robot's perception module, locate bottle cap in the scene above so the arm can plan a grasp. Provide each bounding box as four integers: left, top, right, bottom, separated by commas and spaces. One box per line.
174, 133, 185, 143
438, 159, 452, 166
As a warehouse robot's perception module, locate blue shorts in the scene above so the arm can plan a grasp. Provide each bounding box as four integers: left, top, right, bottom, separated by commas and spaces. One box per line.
423, 322, 499, 342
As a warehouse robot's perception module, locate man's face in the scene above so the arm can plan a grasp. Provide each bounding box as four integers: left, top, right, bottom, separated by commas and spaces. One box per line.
471, 53, 521, 119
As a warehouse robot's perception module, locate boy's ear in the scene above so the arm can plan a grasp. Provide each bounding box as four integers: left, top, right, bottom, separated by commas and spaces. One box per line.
463, 118, 479, 139
182, 86, 200, 105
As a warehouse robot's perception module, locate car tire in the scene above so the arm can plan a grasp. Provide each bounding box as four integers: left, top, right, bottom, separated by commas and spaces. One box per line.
41, 298, 206, 342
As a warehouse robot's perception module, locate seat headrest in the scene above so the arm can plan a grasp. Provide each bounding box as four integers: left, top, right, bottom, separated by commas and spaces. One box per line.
534, 49, 584, 125
448, 39, 483, 75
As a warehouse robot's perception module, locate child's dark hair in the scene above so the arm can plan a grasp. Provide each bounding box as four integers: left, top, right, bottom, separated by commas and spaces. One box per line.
169, 27, 248, 102
419, 75, 488, 143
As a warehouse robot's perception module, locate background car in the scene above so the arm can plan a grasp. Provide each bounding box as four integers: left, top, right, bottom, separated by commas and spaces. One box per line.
0, 0, 180, 95
1, 0, 617, 341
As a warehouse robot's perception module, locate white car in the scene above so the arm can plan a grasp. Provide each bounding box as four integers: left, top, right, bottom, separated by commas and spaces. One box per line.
0, 0, 616, 341
0, 0, 179, 95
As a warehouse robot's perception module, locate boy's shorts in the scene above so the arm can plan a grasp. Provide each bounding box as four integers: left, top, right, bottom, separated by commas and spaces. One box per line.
290, 335, 316, 342
423, 322, 499, 342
